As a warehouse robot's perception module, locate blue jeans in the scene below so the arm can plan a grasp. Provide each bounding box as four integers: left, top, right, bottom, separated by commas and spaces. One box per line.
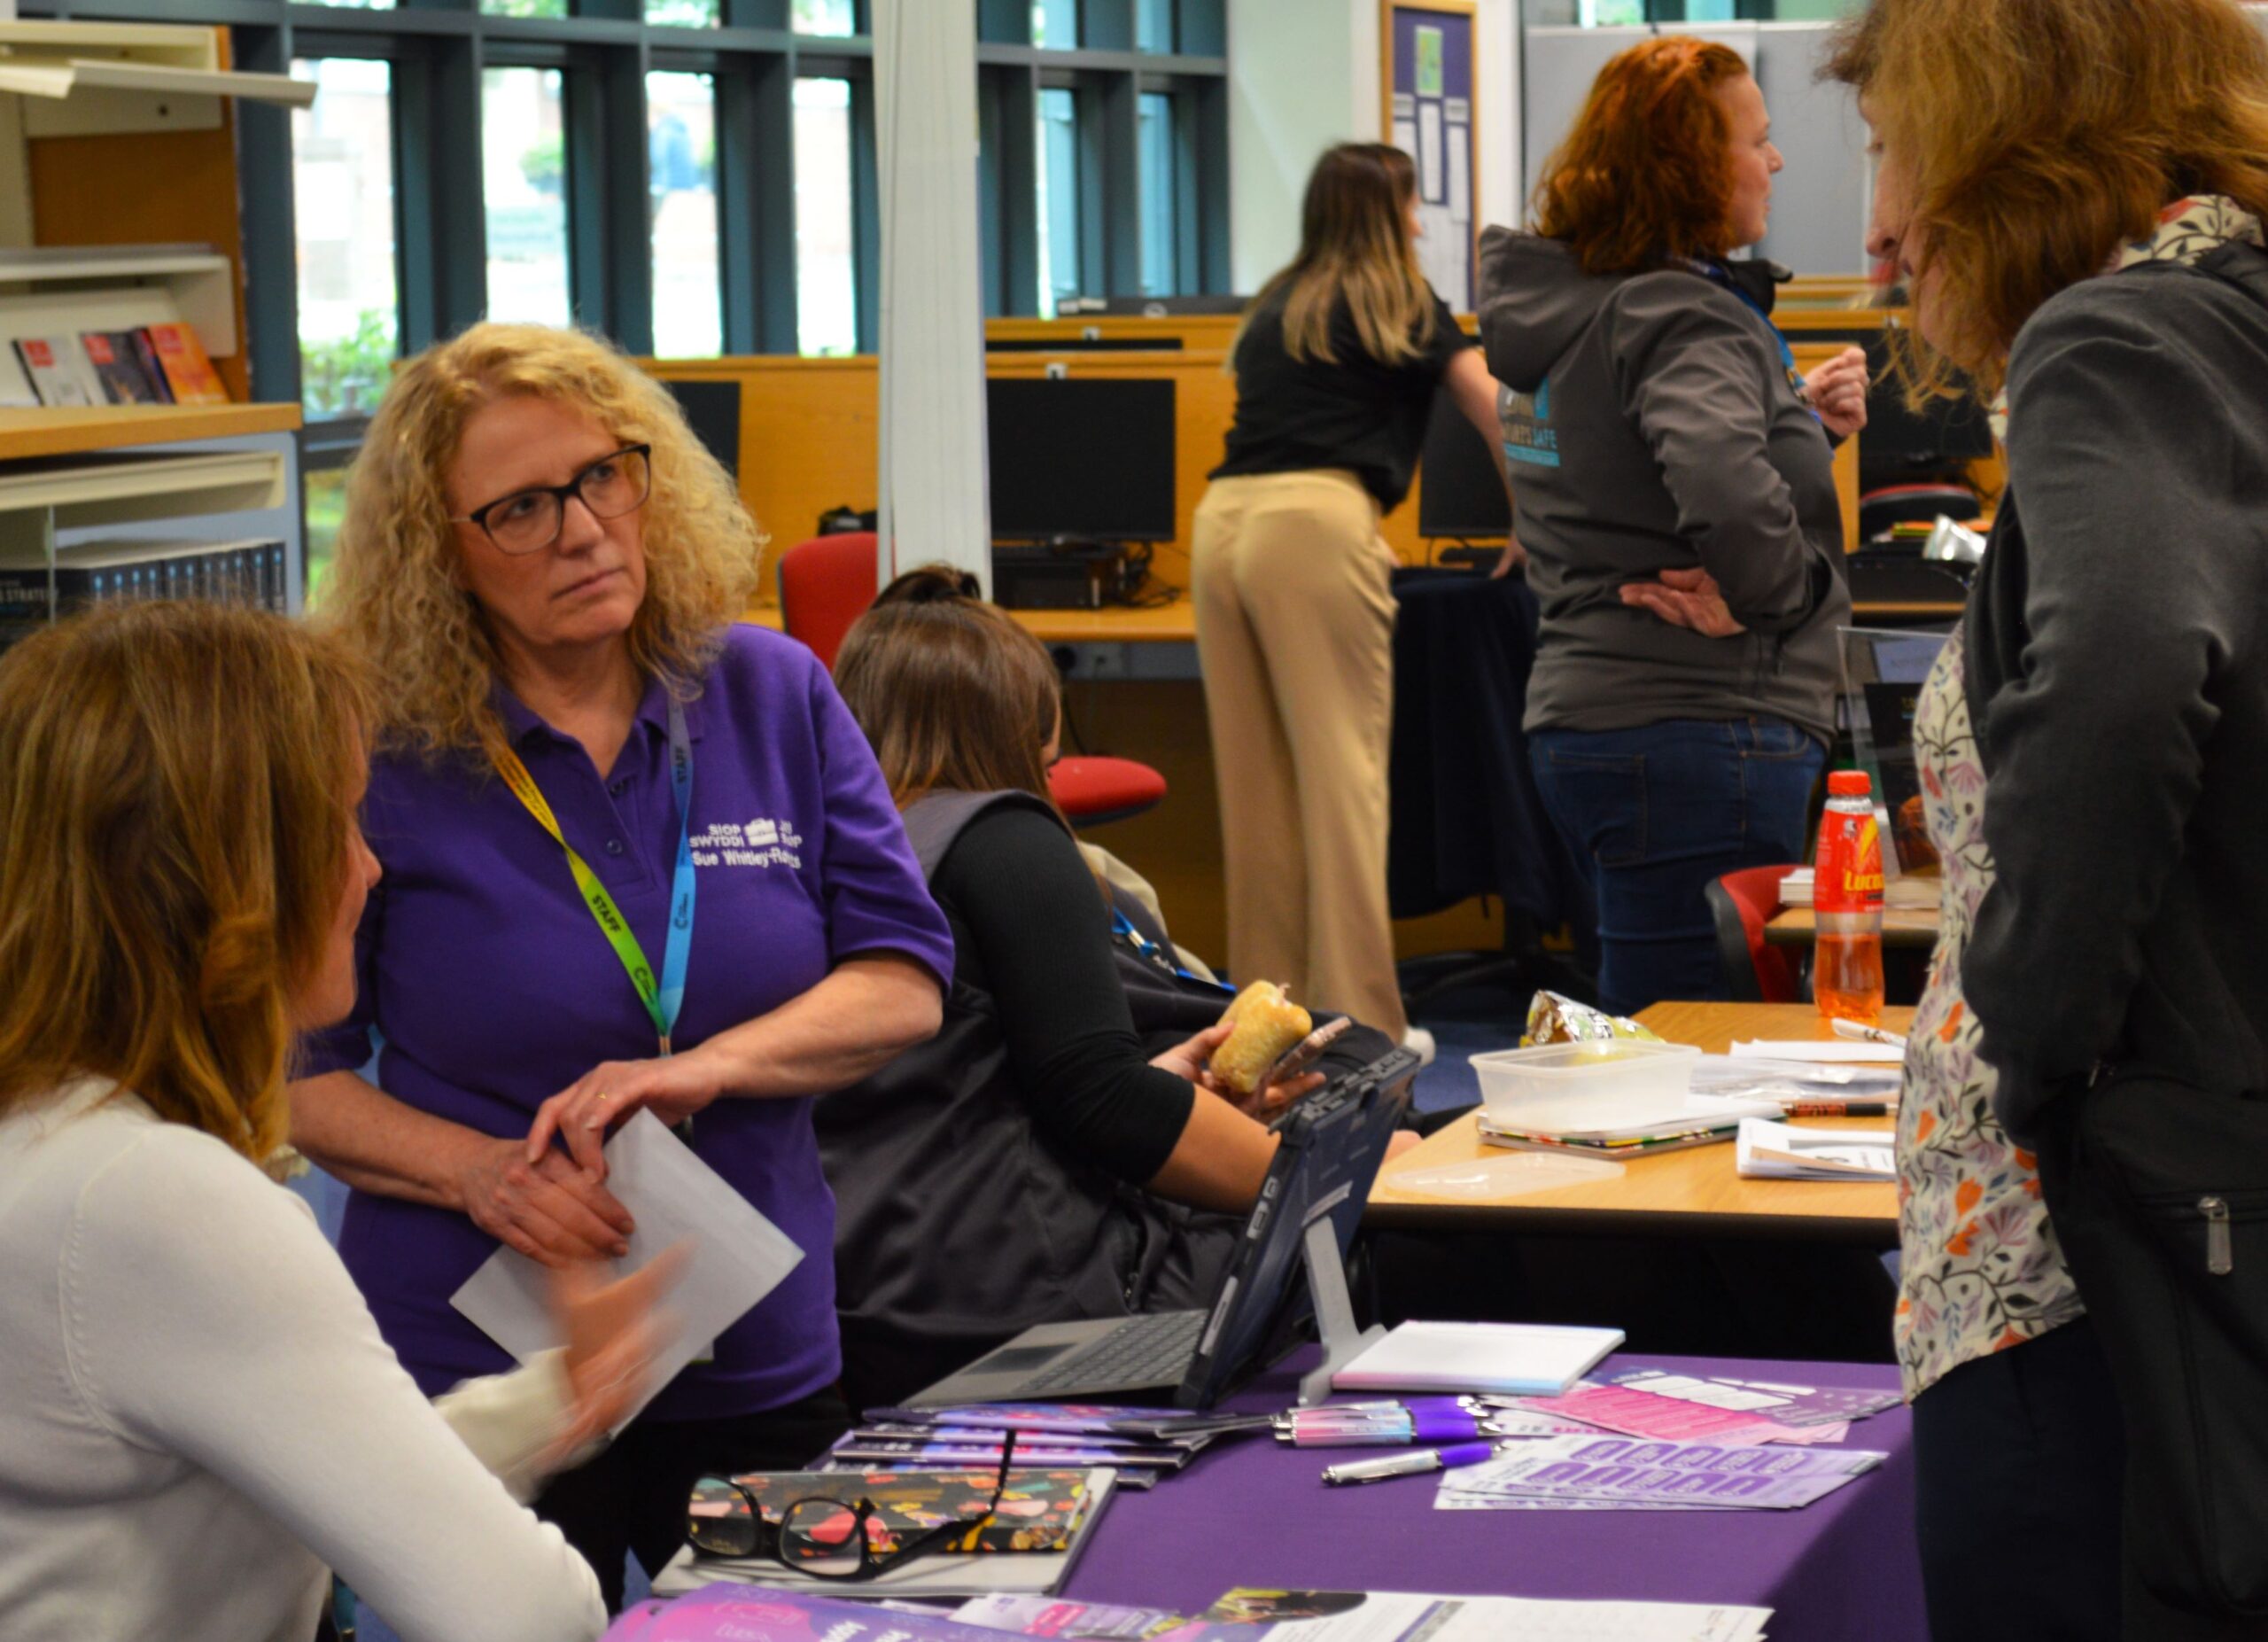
1530, 718, 1824, 1017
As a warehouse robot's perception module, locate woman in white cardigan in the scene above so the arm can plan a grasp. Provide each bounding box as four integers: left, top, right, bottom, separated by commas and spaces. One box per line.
0, 602, 672, 1642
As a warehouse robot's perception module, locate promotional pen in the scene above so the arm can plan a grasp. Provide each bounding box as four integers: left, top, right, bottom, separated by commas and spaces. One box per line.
1784, 1101, 1892, 1118
1322, 1442, 1498, 1486
1831, 1018, 1908, 1049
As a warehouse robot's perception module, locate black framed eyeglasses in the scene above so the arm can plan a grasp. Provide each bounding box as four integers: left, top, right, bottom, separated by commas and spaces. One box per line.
686, 1431, 1018, 1581
450, 445, 652, 556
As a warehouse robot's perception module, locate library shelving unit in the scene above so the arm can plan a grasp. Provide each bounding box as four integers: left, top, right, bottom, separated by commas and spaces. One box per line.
0, 402, 305, 632
0, 21, 312, 632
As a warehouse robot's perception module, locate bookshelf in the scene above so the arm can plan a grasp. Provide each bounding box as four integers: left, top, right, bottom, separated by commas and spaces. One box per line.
0, 21, 312, 403
0, 403, 306, 638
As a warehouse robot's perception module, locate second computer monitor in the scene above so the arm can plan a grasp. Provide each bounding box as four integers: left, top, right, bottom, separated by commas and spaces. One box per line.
987, 377, 1177, 543
1417, 383, 1512, 541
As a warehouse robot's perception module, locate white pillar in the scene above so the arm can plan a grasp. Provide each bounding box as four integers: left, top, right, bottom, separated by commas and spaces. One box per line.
873, 0, 992, 594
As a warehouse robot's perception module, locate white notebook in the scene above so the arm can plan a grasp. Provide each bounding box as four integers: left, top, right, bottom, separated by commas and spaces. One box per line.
1331, 1321, 1625, 1397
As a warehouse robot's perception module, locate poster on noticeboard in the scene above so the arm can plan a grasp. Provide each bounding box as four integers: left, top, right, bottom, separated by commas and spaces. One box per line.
1385, 0, 1478, 313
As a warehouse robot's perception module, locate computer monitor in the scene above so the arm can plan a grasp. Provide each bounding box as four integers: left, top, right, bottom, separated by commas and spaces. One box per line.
656, 378, 740, 481
987, 377, 1177, 543
1417, 383, 1512, 541
1856, 337, 1996, 489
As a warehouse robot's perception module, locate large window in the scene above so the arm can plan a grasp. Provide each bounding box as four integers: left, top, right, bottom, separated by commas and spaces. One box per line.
1138, 91, 1175, 297
647, 0, 718, 27
795, 0, 857, 35
483, 68, 571, 327
794, 77, 858, 356
649, 71, 722, 357
1036, 87, 1080, 315
291, 58, 399, 420
1137, 0, 1172, 51
1032, 0, 1078, 48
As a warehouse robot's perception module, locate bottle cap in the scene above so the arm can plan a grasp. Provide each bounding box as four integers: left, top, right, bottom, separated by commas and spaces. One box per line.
1827, 770, 1872, 797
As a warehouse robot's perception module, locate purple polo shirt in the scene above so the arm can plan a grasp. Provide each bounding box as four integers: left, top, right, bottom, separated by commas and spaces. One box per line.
301, 623, 953, 1422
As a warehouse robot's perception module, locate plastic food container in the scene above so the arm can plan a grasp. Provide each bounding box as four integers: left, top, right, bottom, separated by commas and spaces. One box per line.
1469, 1039, 1703, 1134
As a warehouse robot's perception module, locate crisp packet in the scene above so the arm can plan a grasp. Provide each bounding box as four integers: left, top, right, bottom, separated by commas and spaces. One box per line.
1522, 990, 1662, 1047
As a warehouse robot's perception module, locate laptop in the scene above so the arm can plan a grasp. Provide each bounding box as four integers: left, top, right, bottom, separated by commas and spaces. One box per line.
901, 1048, 1418, 1412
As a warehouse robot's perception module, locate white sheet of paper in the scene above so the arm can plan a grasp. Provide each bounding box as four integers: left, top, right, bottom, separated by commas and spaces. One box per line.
451, 1109, 804, 1428
1729, 1039, 1905, 1065
1446, 122, 1472, 219
1418, 101, 1445, 202
1393, 117, 1421, 163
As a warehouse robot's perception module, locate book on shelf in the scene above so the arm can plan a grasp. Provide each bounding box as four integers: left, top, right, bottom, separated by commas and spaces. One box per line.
0, 538, 289, 623
81, 330, 174, 405
15, 336, 101, 407
143, 323, 229, 405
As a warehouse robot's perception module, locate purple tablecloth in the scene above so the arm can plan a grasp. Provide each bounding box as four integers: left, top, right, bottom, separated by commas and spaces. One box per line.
1062, 1350, 1923, 1640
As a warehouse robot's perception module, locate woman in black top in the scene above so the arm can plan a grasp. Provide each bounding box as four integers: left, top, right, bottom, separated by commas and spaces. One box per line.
1194, 143, 1507, 1047
816, 570, 1398, 1411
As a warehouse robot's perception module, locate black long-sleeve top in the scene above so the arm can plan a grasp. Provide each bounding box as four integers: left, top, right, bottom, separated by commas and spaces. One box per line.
929, 804, 1195, 1182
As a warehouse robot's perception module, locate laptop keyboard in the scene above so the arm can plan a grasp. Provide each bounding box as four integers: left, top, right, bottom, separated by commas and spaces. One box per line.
1021, 1311, 1206, 1396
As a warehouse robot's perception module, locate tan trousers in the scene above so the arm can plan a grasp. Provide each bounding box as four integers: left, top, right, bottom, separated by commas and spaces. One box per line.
1191, 469, 1407, 1039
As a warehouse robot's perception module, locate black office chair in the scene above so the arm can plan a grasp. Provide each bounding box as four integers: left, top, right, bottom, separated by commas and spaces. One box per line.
1386, 567, 1595, 1016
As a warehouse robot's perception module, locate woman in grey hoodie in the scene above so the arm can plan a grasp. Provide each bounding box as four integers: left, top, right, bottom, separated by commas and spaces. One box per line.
1475, 36, 1867, 1017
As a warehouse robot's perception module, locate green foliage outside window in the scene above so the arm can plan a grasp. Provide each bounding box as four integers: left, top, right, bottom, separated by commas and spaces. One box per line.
300, 310, 397, 422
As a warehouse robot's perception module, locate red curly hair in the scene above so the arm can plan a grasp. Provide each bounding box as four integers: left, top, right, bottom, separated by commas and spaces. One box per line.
1533, 36, 1751, 276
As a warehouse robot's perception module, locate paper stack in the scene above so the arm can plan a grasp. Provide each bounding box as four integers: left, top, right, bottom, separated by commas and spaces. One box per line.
958, 1588, 1774, 1642
838, 1402, 1263, 1489
1479, 1091, 1784, 1159
1735, 1118, 1896, 1181
1437, 1433, 1885, 1513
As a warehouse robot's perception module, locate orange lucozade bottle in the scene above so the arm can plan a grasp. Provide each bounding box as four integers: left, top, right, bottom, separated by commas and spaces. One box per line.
1814, 769, 1886, 1026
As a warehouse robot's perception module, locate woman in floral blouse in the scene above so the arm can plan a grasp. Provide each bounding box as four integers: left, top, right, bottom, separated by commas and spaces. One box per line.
1828, 0, 2268, 1636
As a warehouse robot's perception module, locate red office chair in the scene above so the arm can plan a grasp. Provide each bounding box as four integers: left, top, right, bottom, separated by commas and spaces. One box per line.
778, 532, 880, 673
1705, 865, 1806, 1004
1048, 755, 1167, 829
781, 532, 1167, 828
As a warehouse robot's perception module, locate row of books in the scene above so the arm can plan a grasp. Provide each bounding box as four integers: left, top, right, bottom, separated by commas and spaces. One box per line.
10, 323, 229, 409
0, 538, 291, 636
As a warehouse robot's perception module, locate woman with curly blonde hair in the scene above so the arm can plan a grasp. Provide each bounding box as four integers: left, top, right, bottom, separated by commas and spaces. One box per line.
1830, 1, 2268, 1636
291, 323, 953, 1607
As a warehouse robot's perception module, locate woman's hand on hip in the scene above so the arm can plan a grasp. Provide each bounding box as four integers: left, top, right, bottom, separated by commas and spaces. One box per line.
1619, 566, 1748, 638
524, 1047, 732, 1179
456, 1137, 635, 1266
1804, 346, 1870, 441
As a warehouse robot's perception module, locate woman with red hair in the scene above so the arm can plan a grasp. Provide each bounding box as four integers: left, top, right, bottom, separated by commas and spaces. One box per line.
1476, 37, 1868, 1016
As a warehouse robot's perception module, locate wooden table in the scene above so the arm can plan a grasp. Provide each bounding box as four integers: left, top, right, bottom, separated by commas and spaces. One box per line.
1766, 905, 1941, 949
1367, 1001, 1908, 1247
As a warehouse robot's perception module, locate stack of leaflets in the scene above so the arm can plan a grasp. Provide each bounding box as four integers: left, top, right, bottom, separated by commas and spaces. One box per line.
956, 1590, 1774, 1642
837, 1402, 1269, 1489
614, 1589, 1774, 1642
1734, 1118, 1896, 1181
1477, 1093, 1782, 1160
1508, 1368, 1900, 1450
1436, 1433, 1885, 1514
657, 1465, 1117, 1600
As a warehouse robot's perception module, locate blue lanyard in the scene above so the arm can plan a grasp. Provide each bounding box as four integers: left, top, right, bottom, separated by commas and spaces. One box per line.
1111, 907, 1228, 992
1694, 261, 1815, 418
493, 696, 697, 1055
656, 696, 696, 1052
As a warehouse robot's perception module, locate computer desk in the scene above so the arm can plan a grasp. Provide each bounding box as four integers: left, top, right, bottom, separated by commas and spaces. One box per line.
1766, 906, 1942, 949
748, 590, 1952, 642
1366, 1002, 1907, 1247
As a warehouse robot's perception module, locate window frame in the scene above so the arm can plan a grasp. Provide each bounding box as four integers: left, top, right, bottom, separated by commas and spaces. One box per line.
23, 0, 1227, 382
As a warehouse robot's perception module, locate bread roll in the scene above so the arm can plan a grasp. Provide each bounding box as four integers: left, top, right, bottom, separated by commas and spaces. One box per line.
1209, 981, 1314, 1095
